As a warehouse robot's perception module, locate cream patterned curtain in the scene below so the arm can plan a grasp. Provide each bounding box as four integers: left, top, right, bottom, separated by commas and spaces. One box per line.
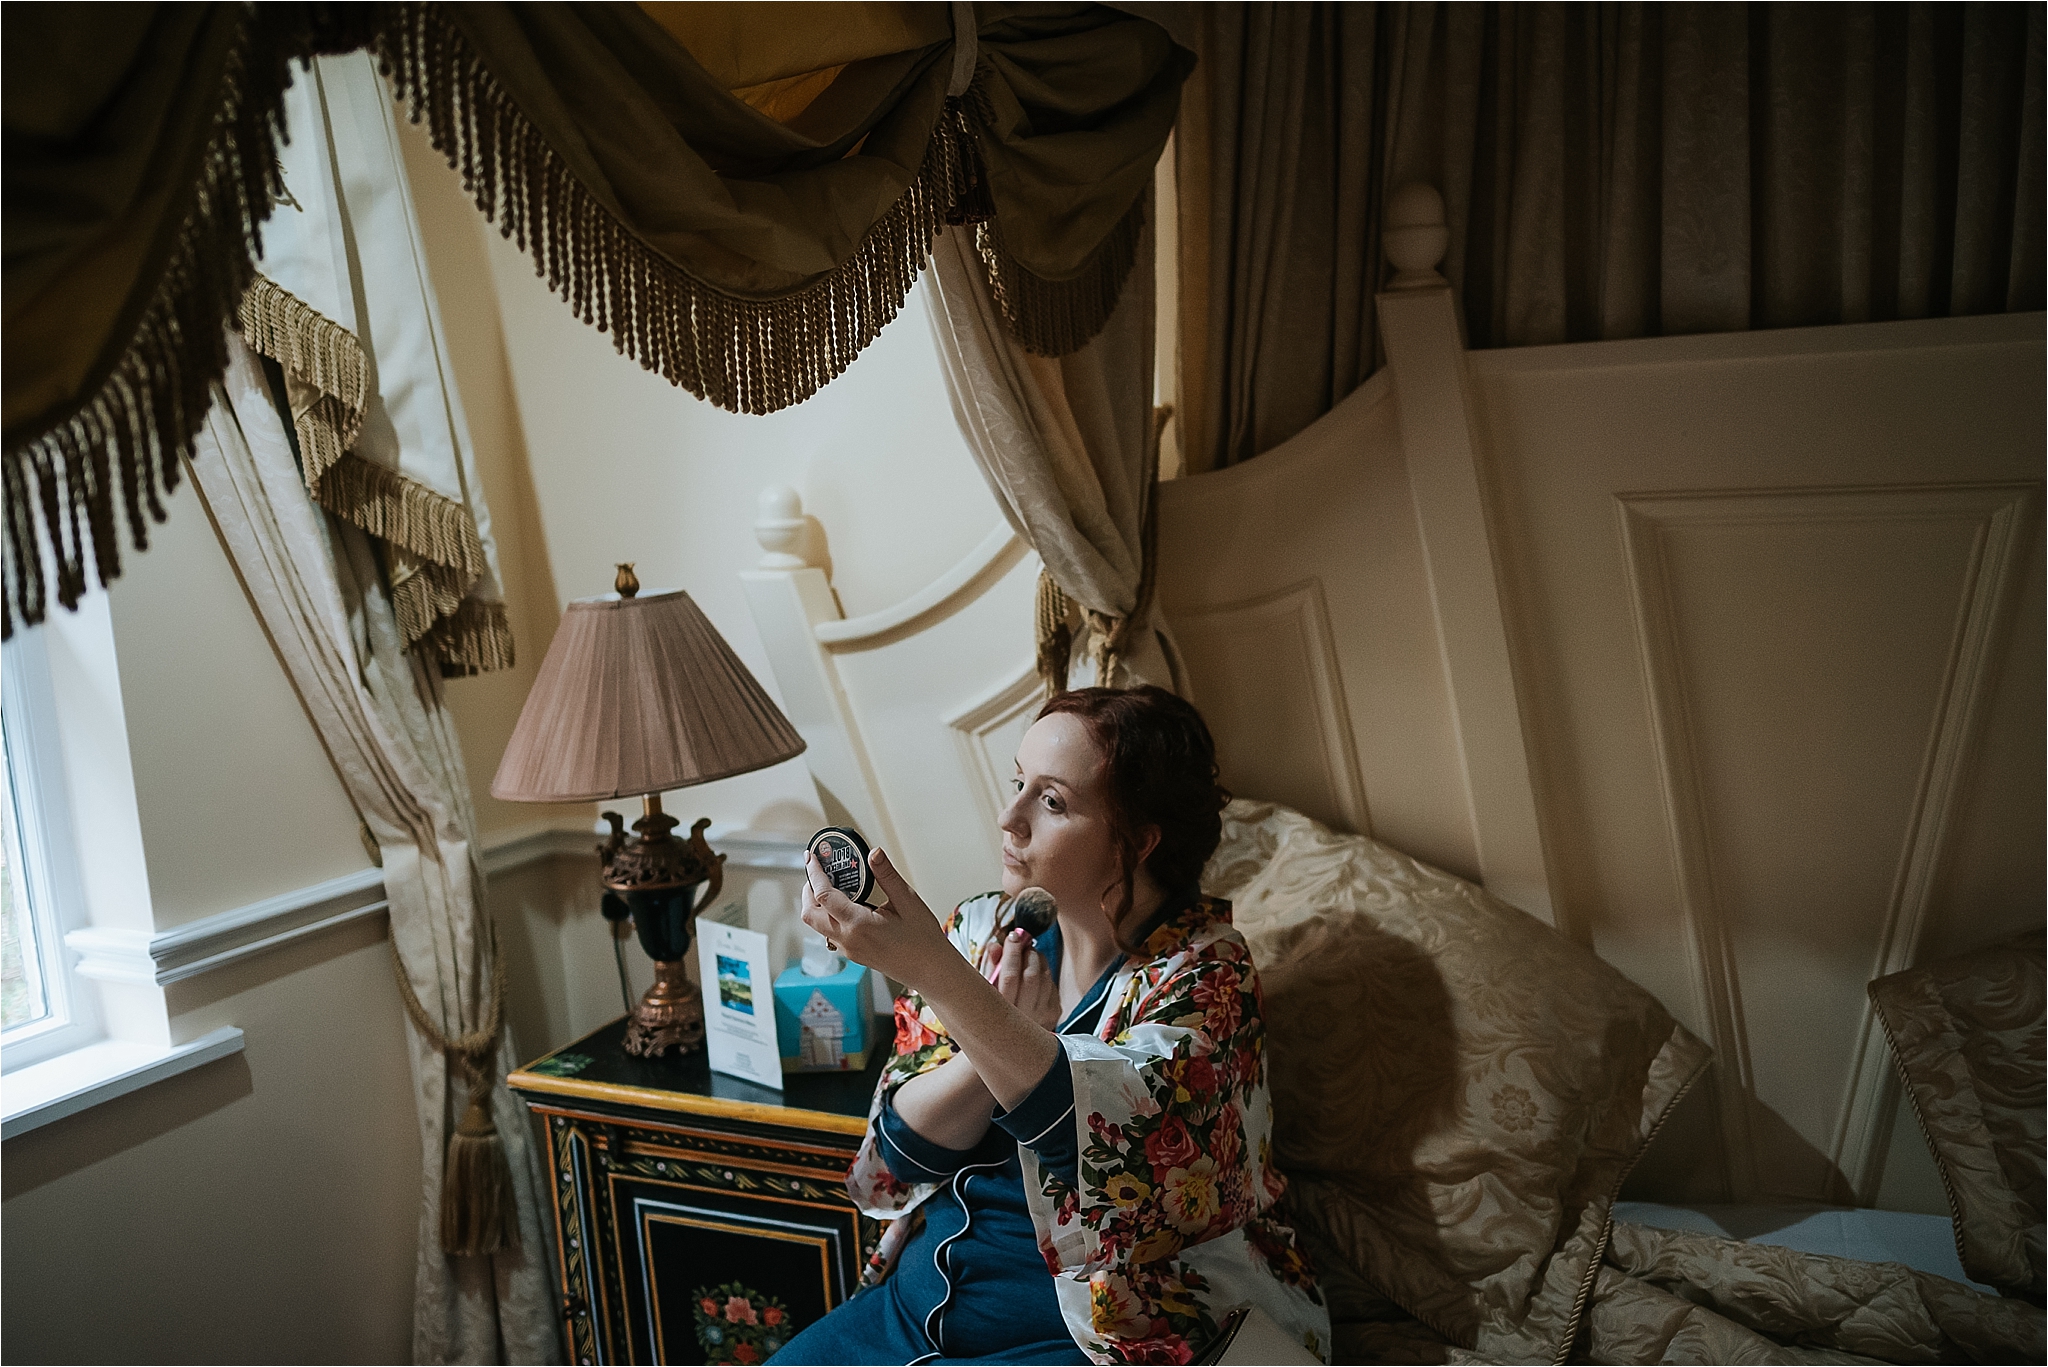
187, 51, 553, 1367
1178, 1, 2047, 471
192, 337, 556, 1366
926, 207, 1185, 696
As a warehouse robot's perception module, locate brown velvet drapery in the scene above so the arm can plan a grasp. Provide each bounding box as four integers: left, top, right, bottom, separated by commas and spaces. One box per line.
1, 2, 1190, 637
1178, 2, 2047, 473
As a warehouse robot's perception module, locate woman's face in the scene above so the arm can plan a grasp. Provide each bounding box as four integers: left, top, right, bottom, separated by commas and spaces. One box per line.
999, 713, 1123, 916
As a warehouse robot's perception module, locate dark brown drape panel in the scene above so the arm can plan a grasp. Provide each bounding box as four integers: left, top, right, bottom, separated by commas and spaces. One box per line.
2, 1, 1189, 637
1180, 2, 2047, 473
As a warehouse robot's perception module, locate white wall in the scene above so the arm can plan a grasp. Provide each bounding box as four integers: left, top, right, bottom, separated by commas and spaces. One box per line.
2, 486, 422, 1364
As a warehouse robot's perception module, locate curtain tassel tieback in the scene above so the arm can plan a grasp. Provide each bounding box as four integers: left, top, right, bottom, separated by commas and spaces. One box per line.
442, 1056, 515, 1259
390, 922, 519, 1258
1035, 568, 1076, 696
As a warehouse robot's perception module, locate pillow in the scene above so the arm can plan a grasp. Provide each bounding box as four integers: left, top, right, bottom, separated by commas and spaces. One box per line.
1204, 800, 1711, 1363
1869, 932, 2045, 1302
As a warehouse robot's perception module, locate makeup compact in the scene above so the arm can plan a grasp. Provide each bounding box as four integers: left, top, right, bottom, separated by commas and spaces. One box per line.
807, 826, 878, 907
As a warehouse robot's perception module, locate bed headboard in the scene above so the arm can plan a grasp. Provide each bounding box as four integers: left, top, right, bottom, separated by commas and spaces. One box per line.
740, 256, 2043, 1212
736, 353, 1507, 922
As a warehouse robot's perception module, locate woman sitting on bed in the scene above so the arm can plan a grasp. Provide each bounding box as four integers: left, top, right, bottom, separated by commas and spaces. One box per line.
771, 686, 1329, 1365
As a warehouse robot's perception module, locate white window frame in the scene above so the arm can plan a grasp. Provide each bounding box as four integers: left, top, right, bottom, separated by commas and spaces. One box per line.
2, 624, 100, 1072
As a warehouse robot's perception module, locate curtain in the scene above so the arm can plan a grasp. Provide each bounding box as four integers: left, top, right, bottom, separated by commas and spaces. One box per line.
927, 206, 1184, 695
192, 338, 556, 1363
191, 53, 551, 1364
1179, 1, 2048, 473
2, 1, 1188, 638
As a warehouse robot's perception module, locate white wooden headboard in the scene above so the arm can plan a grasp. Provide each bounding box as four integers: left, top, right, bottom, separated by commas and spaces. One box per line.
740, 277, 2044, 1212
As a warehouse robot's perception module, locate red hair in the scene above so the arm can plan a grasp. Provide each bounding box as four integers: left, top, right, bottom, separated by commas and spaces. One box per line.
1034, 685, 1230, 945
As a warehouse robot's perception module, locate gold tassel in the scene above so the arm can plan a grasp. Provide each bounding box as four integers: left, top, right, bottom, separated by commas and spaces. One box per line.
441, 1073, 513, 1258
390, 924, 520, 1257
1035, 568, 1075, 698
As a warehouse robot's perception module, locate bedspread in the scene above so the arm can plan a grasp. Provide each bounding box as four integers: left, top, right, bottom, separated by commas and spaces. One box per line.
1327, 1221, 2044, 1365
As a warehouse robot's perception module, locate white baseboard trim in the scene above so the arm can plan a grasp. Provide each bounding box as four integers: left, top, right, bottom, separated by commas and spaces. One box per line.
65, 824, 597, 989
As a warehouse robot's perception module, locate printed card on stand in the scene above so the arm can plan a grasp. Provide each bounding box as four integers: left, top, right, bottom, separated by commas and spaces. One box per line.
697, 919, 783, 1089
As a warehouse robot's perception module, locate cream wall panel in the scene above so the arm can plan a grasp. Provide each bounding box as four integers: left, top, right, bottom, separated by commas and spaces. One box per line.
106, 484, 367, 929
824, 551, 1042, 915
1156, 373, 1476, 882
394, 112, 588, 842
1171, 581, 1369, 837
2, 926, 418, 1365
1471, 315, 2045, 1204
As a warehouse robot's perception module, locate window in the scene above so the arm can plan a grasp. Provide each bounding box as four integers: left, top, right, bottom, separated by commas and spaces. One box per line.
1, 626, 96, 1073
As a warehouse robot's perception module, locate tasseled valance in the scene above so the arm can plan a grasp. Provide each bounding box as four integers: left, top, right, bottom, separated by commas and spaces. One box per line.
1, 1, 1192, 637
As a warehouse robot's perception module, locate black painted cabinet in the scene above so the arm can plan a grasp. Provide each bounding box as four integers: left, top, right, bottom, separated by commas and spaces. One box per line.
509, 1018, 885, 1365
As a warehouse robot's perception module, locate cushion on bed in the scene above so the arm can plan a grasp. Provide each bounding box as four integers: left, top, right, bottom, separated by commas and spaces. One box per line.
1204, 799, 1711, 1364
1868, 932, 2046, 1303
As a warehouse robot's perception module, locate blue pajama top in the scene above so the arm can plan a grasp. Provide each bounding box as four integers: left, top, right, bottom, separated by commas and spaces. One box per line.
769, 922, 1119, 1365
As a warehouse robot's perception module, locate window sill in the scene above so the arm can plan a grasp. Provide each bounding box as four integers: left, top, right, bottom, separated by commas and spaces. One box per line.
1, 1026, 245, 1140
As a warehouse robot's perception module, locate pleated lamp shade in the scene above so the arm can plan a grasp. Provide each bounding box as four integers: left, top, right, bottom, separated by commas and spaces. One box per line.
491, 588, 805, 803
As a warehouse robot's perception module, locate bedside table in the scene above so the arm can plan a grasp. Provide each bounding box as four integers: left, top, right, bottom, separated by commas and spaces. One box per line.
509, 1017, 887, 1365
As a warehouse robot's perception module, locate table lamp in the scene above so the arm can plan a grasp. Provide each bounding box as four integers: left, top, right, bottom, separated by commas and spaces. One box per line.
492, 565, 806, 1056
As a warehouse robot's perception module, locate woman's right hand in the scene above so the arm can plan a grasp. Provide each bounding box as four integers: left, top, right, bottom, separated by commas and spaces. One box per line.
802, 845, 954, 990
985, 929, 1062, 1030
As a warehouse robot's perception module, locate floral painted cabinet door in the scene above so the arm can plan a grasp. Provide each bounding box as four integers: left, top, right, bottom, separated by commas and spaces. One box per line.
510, 1016, 887, 1365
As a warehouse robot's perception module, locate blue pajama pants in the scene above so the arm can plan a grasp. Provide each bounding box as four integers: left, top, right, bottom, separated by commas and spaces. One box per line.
768, 1167, 1087, 1365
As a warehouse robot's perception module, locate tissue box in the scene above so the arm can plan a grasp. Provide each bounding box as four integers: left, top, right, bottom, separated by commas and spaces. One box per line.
773, 962, 875, 1072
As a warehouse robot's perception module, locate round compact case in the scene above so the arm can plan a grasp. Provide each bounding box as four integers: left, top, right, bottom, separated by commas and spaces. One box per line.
808, 826, 878, 907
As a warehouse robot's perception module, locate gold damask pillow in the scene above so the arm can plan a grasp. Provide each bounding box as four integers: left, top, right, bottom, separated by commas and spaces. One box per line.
1869, 933, 2045, 1303
1204, 800, 1711, 1364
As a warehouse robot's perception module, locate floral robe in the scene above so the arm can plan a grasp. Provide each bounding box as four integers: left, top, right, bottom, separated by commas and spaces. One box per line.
845, 892, 1331, 1365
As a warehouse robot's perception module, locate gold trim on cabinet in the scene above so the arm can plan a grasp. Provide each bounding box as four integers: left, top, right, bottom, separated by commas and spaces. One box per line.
508, 1069, 871, 1136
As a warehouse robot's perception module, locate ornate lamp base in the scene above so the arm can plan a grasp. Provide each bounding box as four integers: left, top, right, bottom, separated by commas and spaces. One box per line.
598, 794, 725, 1060
623, 958, 706, 1056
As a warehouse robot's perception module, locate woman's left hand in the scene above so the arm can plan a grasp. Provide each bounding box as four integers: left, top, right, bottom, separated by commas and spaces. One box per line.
801, 845, 954, 989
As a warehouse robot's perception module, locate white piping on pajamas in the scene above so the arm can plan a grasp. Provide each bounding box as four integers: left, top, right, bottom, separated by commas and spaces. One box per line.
913, 1156, 1012, 1364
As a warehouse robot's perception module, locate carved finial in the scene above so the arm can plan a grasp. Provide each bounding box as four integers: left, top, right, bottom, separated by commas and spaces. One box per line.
1384, 183, 1449, 290
615, 563, 640, 598
755, 486, 809, 569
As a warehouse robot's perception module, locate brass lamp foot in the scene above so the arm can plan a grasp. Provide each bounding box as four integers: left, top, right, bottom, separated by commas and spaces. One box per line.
623, 957, 705, 1057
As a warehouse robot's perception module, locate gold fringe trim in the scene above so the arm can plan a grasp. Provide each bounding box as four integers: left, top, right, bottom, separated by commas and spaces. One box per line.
975, 197, 1147, 360
369, 6, 1134, 416
0, 7, 313, 639
237, 276, 367, 488
237, 273, 512, 675
424, 597, 516, 679
312, 448, 489, 586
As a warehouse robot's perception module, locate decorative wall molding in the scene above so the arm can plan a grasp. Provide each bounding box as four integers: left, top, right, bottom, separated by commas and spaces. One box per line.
1616, 480, 2041, 1202
943, 661, 1045, 857
65, 822, 605, 989
1379, 282, 1558, 924
814, 522, 1025, 652
1172, 580, 1372, 838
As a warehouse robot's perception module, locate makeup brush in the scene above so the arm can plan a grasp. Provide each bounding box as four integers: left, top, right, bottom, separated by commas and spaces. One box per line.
985, 887, 1058, 982
1006, 887, 1058, 937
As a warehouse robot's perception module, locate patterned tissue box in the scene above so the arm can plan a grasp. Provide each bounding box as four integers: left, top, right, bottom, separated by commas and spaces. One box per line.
773, 961, 875, 1072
